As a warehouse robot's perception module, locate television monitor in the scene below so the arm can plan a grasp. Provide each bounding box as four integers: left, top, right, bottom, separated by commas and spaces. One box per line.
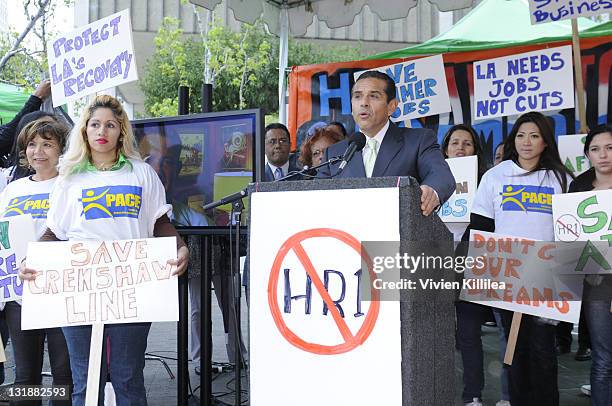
131, 109, 263, 230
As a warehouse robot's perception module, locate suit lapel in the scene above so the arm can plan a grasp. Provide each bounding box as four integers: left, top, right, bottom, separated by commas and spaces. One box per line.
346, 150, 367, 178
264, 163, 274, 182
372, 123, 403, 177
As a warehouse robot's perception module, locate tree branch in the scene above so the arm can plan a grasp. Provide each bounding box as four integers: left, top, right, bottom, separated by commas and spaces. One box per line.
0, 0, 50, 73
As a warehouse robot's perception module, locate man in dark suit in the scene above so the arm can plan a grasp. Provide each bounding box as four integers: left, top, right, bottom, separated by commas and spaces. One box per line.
264, 123, 301, 181
318, 70, 455, 216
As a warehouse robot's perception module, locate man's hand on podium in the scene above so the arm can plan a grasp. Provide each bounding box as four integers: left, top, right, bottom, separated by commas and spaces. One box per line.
420, 185, 440, 216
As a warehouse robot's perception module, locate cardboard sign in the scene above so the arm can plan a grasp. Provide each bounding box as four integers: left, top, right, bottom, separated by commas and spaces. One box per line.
250, 188, 402, 406
355, 55, 451, 121
529, 0, 612, 24
0, 215, 36, 303
473, 45, 574, 120
47, 9, 137, 107
21, 237, 178, 329
438, 155, 477, 223
553, 190, 612, 242
461, 230, 582, 323
552, 190, 612, 274
558, 134, 590, 176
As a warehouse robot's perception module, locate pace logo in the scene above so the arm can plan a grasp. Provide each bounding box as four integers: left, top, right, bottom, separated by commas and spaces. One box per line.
3, 193, 50, 218
500, 184, 554, 214
81, 185, 142, 220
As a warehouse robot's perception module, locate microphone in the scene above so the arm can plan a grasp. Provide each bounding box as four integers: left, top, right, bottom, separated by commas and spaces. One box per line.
202, 188, 247, 210
301, 165, 318, 177
338, 132, 366, 173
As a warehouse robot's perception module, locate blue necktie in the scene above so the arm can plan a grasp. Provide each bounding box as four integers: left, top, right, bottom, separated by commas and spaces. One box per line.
274, 167, 283, 180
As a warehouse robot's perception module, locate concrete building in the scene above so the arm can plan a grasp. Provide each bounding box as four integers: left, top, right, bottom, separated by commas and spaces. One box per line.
75, 0, 479, 116
0, 0, 8, 33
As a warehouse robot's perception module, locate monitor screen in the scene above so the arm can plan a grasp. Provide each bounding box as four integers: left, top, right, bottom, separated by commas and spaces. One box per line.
132, 109, 262, 229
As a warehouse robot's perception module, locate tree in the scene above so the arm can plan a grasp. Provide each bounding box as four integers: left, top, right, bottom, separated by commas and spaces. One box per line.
140, 18, 205, 116
0, 0, 51, 73
141, 17, 365, 117
0, 0, 71, 89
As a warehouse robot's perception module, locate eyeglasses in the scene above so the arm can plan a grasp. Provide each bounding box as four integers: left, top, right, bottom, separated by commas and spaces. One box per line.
266, 138, 289, 146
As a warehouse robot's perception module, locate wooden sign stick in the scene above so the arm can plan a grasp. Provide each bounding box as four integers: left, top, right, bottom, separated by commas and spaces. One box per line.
571, 18, 588, 134
503, 312, 522, 366
85, 323, 105, 406
0, 335, 5, 363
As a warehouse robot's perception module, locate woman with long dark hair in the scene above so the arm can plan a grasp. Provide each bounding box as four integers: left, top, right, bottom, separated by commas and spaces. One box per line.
443, 124, 507, 405
463, 111, 574, 406
569, 124, 612, 405
441, 124, 488, 181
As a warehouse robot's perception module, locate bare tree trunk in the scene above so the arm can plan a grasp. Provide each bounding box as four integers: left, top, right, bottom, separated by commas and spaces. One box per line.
193, 5, 213, 84
239, 53, 248, 109
0, 0, 51, 73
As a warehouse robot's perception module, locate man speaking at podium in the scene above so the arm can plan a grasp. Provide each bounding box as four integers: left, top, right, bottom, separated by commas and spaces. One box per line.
318, 70, 455, 216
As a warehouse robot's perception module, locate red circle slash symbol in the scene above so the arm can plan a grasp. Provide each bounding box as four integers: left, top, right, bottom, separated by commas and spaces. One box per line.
268, 228, 380, 355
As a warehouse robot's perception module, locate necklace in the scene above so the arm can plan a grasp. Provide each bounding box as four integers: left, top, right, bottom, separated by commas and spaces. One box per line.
94, 160, 117, 171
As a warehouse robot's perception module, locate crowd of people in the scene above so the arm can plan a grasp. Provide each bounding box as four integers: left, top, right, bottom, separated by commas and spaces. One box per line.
0, 82, 188, 405
0, 68, 609, 406
263, 71, 611, 406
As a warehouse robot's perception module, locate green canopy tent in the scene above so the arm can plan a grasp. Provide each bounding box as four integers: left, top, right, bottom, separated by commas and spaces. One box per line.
369, 0, 607, 59
0, 82, 29, 125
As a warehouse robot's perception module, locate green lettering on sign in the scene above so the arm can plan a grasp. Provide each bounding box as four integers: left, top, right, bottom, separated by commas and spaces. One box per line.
0, 221, 9, 250
577, 196, 607, 234
575, 240, 611, 273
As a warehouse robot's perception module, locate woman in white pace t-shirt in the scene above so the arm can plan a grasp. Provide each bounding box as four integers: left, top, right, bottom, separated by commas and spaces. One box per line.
465, 112, 574, 406
0, 116, 73, 400
20, 95, 189, 406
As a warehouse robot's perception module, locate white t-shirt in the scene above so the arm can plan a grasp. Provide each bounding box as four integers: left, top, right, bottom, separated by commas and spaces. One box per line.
471, 160, 569, 241
47, 159, 172, 241
0, 176, 56, 240
0, 175, 56, 306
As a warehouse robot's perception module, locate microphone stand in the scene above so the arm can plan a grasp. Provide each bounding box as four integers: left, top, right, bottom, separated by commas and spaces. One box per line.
200, 153, 342, 405
202, 155, 343, 211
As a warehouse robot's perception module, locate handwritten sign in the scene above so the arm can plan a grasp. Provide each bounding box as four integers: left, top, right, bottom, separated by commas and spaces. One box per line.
552, 190, 612, 274
529, 0, 612, 24
250, 188, 402, 406
0, 215, 35, 303
438, 155, 477, 223
355, 55, 451, 121
47, 9, 137, 107
21, 237, 178, 330
559, 134, 590, 176
461, 230, 583, 323
473, 45, 574, 120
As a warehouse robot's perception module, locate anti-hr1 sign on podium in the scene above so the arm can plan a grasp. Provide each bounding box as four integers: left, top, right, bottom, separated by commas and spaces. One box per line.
249, 177, 455, 406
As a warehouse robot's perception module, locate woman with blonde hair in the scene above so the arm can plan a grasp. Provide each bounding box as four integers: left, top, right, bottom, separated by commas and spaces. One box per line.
20, 95, 189, 405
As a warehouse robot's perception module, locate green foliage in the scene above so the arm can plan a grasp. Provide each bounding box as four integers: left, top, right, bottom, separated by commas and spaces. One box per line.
141, 18, 204, 116
142, 17, 365, 118
0, 34, 45, 91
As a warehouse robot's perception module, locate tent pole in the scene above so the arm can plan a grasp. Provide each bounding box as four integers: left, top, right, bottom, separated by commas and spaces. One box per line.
571, 18, 588, 133
278, 6, 289, 125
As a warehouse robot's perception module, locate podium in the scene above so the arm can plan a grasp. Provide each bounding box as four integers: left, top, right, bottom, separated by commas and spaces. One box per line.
247, 176, 455, 405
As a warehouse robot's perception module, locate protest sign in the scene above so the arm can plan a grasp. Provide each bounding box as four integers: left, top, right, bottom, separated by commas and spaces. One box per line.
47, 9, 137, 107
553, 190, 612, 243
355, 55, 451, 121
473, 45, 574, 120
552, 190, 612, 274
0, 215, 36, 303
250, 188, 402, 406
559, 134, 590, 176
438, 155, 477, 223
461, 230, 583, 323
529, 0, 612, 24
21, 237, 178, 330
